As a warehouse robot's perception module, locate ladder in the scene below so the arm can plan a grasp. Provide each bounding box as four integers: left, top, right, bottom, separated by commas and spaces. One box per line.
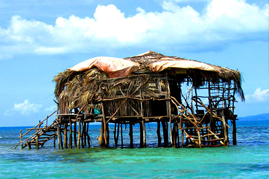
13, 110, 58, 149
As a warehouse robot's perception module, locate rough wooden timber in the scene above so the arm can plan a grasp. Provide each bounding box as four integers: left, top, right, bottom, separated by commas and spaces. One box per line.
15, 51, 243, 149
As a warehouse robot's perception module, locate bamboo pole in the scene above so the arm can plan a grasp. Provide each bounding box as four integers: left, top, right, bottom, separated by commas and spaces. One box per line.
64, 124, 67, 149
222, 109, 228, 146
98, 120, 104, 147
69, 121, 72, 149
162, 121, 168, 147
57, 125, 61, 149
157, 121, 161, 147
129, 123, 133, 148
77, 121, 81, 149
142, 119, 146, 148
121, 123, 123, 148
101, 102, 108, 147
53, 131, 56, 148
74, 122, 77, 147
114, 123, 118, 147
20, 130, 22, 149
36, 134, 39, 149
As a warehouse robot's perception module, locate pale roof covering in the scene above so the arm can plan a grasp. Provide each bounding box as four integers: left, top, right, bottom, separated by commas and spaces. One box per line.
68, 57, 140, 78
68, 51, 231, 78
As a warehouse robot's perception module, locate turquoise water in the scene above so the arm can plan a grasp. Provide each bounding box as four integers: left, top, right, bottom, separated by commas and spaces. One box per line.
0, 121, 268, 178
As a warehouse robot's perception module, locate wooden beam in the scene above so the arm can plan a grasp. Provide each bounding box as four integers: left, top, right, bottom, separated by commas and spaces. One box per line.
129, 123, 133, 148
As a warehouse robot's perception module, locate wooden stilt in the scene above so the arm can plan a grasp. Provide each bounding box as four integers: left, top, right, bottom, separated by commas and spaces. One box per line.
77, 121, 81, 149
101, 102, 108, 147
121, 123, 123, 148
172, 122, 177, 147
157, 121, 161, 147
106, 122, 109, 146
162, 121, 168, 147
81, 122, 84, 148
99, 121, 104, 147
222, 109, 228, 146
36, 134, 39, 149
28, 141, 31, 149
83, 122, 87, 148
181, 122, 184, 148
20, 130, 22, 149
74, 122, 77, 148
64, 124, 67, 149
140, 122, 143, 148
129, 123, 133, 148
69, 121, 72, 149
57, 124, 61, 149
114, 123, 118, 147
53, 131, 56, 148
142, 119, 146, 148
87, 123, 91, 147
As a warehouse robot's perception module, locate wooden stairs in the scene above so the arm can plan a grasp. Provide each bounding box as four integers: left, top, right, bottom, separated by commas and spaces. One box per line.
13, 110, 58, 149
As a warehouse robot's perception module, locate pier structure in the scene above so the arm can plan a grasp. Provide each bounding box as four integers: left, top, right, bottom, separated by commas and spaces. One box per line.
16, 51, 244, 149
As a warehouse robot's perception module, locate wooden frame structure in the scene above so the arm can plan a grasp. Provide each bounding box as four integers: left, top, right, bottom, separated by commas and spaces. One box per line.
15, 51, 244, 149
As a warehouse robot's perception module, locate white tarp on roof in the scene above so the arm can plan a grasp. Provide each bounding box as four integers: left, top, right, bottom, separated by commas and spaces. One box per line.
148, 60, 216, 72
68, 57, 140, 78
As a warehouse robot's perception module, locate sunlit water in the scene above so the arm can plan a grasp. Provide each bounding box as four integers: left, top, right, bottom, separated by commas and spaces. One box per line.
0, 120, 268, 178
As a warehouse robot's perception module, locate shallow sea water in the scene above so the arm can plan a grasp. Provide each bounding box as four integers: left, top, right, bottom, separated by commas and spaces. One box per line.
0, 120, 268, 178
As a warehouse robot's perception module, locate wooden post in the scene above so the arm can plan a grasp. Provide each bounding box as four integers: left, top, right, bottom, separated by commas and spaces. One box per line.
157, 121, 161, 147
162, 121, 168, 147
52, 131, 55, 148
80, 122, 84, 148
121, 123, 123, 148
106, 122, 110, 146
165, 74, 173, 147
142, 119, 146, 148
82, 122, 86, 148
98, 121, 104, 147
28, 141, 31, 149
140, 122, 143, 148
114, 123, 118, 147
20, 130, 23, 149
69, 121, 72, 149
129, 123, 133, 148
36, 134, 39, 149
180, 118, 184, 148
74, 122, 77, 148
64, 124, 68, 149
77, 121, 81, 149
101, 102, 108, 147
222, 109, 228, 146
57, 124, 61, 149
87, 123, 91, 147
232, 119, 237, 145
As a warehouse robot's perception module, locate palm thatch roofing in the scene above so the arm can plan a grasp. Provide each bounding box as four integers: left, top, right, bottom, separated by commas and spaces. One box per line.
53, 51, 244, 111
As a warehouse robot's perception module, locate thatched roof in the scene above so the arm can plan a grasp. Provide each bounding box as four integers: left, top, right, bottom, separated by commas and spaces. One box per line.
54, 51, 244, 110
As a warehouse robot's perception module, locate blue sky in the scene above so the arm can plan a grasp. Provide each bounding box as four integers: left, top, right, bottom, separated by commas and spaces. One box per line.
0, 0, 268, 126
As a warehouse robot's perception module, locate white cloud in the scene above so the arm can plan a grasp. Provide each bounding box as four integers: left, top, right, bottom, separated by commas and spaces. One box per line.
246, 88, 269, 103
0, 0, 268, 58
45, 105, 57, 112
4, 100, 42, 116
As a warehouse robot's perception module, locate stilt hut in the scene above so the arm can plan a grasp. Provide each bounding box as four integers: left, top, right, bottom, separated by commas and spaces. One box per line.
15, 50, 244, 149
52, 50, 244, 148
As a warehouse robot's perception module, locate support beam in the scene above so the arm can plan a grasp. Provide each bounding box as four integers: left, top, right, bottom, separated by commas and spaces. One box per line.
162, 121, 168, 147
129, 123, 133, 148
142, 119, 146, 148
69, 121, 72, 149
74, 122, 77, 148
64, 124, 68, 149
57, 125, 61, 149
157, 121, 161, 147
